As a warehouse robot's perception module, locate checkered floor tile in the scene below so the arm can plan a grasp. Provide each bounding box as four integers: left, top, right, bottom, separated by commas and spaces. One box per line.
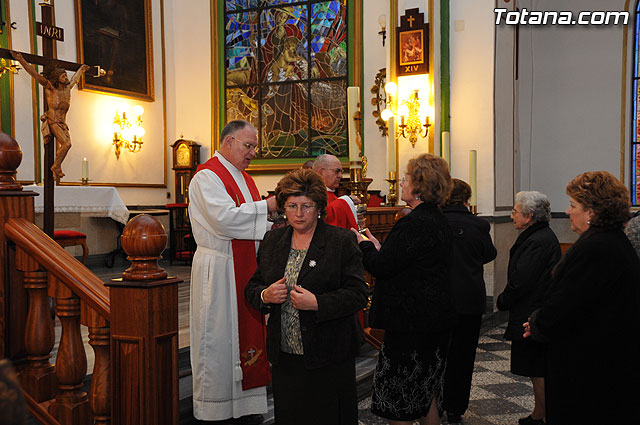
358, 324, 535, 425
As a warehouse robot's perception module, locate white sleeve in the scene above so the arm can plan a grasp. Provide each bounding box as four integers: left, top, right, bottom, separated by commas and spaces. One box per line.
188, 170, 268, 241
337, 195, 358, 224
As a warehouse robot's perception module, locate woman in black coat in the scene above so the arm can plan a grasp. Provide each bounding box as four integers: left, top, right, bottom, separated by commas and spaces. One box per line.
524, 171, 640, 425
245, 169, 368, 425
497, 191, 560, 425
353, 154, 455, 425
442, 179, 497, 424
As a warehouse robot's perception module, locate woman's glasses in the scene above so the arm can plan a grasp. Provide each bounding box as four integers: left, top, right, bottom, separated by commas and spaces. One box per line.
284, 203, 317, 214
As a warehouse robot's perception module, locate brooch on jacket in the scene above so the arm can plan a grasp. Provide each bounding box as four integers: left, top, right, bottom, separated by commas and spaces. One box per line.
309, 260, 317, 267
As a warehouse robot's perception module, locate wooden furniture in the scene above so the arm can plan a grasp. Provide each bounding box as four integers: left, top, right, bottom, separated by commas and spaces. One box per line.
171, 139, 200, 204
165, 203, 193, 265
0, 133, 182, 425
361, 206, 403, 350
53, 230, 89, 264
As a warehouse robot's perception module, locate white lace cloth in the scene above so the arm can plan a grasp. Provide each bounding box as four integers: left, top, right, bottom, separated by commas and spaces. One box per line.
26, 185, 130, 225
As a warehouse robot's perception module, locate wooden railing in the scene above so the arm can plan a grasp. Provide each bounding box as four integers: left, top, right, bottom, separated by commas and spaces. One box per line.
0, 131, 181, 425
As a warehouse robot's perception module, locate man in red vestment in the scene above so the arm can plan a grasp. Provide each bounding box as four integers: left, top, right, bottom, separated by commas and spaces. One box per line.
313, 154, 358, 230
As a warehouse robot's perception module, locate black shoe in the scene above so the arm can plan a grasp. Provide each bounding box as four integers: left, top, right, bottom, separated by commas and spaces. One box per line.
447, 413, 463, 424
518, 414, 545, 425
229, 414, 264, 425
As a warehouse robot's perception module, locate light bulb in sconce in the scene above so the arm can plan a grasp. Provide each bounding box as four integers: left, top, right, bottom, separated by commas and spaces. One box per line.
133, 105, 144, 117
381, 108, 393, 121
378, 15, 387, 46
384, 81, 397, 96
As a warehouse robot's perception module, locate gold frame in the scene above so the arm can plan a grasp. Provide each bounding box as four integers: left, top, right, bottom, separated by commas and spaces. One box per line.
74, 0, 155, 101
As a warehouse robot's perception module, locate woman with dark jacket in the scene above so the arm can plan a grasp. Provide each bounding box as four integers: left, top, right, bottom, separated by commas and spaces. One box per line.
442, 179, 497, 425
353, 154, 455, 425
524, 171, 640, 424
497, 191, 561, 425
245, 169, 368, 425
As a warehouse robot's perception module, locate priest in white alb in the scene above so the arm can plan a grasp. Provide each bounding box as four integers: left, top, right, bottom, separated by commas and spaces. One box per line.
188, 120, 277, 424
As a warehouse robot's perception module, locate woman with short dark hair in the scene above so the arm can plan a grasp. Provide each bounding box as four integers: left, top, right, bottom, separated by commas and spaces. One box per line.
524, 171, 640, 424
245, 168, 367, 425
353, 154, 455, 425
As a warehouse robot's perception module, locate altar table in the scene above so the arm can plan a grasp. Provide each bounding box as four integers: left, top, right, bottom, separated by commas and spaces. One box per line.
26, 185, 129, 225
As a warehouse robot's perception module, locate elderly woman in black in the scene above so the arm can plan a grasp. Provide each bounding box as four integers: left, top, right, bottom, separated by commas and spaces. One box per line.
353, 154, 455, 425
245, 169, 368, 425
524, 171, 640, 424
496, 191, 560, 425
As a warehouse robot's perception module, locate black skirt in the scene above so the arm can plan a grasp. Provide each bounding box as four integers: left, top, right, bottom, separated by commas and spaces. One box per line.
271, 351, 357, 425
371, 330, 451, 421
510, 339, 546, 377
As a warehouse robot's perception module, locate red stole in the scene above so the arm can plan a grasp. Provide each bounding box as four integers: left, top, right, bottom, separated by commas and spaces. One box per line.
325, 191, 357, 230
195, 156, 270, 390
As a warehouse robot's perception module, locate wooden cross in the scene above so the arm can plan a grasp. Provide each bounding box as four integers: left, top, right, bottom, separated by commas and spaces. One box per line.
0, 2, 83, 238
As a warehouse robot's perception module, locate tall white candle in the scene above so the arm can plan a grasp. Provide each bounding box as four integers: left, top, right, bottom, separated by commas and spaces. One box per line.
82, 158, 89, 180
469, 150, 477, 206
442, 132, 450, 168
386, 116, 396, 174
347, 86, 361, 163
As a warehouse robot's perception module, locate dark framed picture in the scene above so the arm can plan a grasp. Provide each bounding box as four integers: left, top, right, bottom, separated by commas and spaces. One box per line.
396, 8, 428, 76
399, 29, 424, 66
74, 0, 154, 100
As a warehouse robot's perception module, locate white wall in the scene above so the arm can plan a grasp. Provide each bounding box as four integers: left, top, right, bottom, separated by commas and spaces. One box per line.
450, 0, 495, 215
516, 0, 631, 210
8, 0, 168, 205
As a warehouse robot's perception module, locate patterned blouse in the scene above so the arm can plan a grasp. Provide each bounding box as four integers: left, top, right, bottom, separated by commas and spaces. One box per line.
280, 247, 307, 354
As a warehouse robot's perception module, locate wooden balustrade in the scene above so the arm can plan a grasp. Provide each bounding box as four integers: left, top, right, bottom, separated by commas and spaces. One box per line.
0, 131, 181, 425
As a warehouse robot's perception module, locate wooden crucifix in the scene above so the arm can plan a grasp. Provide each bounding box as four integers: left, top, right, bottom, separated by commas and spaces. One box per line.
0, 1, 89, 237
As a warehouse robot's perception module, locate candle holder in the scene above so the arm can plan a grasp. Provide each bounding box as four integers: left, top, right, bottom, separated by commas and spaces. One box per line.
81, 178, 89, 186
470, 204, 478, 215
385, 171, 398, 206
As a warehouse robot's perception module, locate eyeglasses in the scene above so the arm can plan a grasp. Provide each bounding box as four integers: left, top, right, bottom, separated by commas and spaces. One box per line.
400, 177, 409, 184
322, 167, 343, 175
230, 135, 259, 153
511, 208, 523, 215
284, 203, 317, 214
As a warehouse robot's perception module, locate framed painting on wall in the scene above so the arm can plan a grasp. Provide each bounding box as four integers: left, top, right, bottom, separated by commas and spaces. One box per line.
396, 8, 428, 77
74, 0, 154, 100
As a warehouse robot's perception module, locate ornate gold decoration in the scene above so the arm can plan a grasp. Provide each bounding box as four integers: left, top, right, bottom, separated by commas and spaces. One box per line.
370, 68, 388, 136
0, 58, 20, 78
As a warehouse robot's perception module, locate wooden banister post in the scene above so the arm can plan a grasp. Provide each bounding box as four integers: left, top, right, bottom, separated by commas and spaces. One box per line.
48, 277, 89, 424
82, 304, 111, 425
0, 132, 36, 361
106, 214, 181, 425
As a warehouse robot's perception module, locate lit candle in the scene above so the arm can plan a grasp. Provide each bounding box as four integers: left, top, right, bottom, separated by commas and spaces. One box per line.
386, 116, 396, 174
442, 131, 450, 168
82, 158, 89, 180
469, 150, 477, 206
347, 86, 361, 163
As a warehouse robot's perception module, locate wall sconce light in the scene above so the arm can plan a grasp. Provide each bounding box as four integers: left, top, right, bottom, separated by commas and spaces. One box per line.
378, 15, 387, 46
380, 83, 432, 148
112, 105, 145, 159
0, 58, 20, 78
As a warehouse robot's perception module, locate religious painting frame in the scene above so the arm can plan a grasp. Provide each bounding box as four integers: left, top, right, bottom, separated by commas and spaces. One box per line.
396, 8, 428, 77
74, 0, 154, 101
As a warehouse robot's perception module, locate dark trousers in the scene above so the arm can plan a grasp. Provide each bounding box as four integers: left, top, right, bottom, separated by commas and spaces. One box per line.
443, 314, 482, 416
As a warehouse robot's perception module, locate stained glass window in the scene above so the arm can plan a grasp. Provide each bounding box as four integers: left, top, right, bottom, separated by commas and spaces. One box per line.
224, 0, 348, 159
633, 3, 640, 205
